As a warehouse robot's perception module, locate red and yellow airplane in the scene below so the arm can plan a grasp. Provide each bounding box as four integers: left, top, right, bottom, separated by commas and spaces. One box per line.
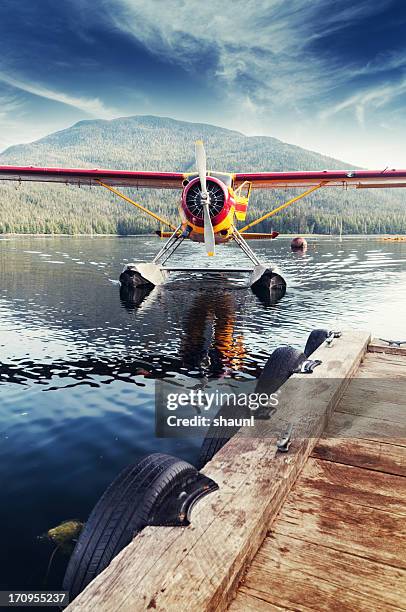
1, 140, 406, 291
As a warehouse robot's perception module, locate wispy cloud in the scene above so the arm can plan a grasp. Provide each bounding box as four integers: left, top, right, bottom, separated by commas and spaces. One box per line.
320, 78, 406, 124
347, 50, 406, 78
0, 92, 24, 121
0, 72, 117, 119
101, 0, 397, 112
0, 92, 35, 151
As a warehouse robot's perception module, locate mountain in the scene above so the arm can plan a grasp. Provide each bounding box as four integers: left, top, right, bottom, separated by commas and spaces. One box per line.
0, 115, 404, 234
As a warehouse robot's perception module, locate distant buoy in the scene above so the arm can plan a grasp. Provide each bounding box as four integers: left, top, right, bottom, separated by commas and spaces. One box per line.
291, 236, 307, 250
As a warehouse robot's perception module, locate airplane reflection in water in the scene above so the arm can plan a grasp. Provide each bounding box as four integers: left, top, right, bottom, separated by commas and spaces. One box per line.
0, 284, 285, 390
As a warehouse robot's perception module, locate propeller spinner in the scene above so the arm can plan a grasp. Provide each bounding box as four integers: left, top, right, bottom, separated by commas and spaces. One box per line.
195, 140, 215, 256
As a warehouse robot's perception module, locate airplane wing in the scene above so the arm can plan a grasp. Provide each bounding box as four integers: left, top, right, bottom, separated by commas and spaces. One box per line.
233, 169, 406, 189
3, 166, 406, 190
0, 165, 184, 189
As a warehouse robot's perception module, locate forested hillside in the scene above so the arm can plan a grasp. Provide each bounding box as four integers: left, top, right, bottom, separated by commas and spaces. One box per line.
0, 115, 405, 234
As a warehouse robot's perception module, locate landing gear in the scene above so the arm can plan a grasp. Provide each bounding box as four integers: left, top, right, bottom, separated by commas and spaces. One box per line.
230, 228, 286, 301
118, 225, 286, 302
119, 225, 190, 287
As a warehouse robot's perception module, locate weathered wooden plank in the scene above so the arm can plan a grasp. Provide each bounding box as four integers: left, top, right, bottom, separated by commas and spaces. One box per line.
326, 411, 406, 447
363, 352, 406, 367
356, 354, 406, 377
274, 490, 406, 569
298, 457, 406, 515
237, 574, 400, 612
338, 397, 405, 423
356, 366, 406, 380
338, 378, 406, 407
312, 437, 406, 476
356, 370, 406, 384
239, 532, 406, 611
66, 331, 370, 612
369, 339, 406, 357
229, 591, 287, 612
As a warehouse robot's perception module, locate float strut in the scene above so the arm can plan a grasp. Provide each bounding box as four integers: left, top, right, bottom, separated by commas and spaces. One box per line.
232, 227, 261, 265
152, 224, 189, 265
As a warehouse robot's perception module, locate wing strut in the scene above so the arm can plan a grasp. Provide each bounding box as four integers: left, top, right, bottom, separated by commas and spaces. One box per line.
239, 182, 326, 233
97, 180, 177, 231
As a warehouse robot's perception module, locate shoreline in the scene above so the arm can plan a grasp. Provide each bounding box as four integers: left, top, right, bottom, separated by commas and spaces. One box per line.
1, 233, 405, 239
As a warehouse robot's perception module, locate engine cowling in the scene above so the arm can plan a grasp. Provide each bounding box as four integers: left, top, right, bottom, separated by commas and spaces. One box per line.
181, 176, 232, 228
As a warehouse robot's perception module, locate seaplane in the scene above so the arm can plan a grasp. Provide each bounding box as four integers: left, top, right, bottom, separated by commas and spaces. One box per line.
1, 141, 406, 297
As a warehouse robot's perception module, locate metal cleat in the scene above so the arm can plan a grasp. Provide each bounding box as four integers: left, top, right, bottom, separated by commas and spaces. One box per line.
276, 423, 293, 453
294, 359, 322, 374
325, 330, 342, 347
379, 338, 406, 347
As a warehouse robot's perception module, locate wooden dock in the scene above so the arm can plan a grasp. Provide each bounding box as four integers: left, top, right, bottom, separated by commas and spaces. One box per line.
67, 333, 406, 612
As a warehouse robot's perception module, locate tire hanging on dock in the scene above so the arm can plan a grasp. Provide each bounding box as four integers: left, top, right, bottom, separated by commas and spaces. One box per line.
63, 453, 213, 600
197, 401, 251, 470
304, 329, 330, 357
198, 346, 306, 468
255, 346, 306, 395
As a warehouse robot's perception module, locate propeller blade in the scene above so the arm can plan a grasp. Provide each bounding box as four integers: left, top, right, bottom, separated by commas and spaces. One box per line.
203, 202, 215, 256
195, 140, 207, 196
195, 140, 215, 255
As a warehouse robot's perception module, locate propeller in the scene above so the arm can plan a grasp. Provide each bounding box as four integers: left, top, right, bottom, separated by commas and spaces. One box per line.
195, 140, 215, 256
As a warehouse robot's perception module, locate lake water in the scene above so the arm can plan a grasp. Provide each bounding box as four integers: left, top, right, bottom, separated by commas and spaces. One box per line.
0, 234, 406, 594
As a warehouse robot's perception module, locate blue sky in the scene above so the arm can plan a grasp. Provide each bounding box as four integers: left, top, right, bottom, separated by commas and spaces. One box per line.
0, 0, 405, 167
